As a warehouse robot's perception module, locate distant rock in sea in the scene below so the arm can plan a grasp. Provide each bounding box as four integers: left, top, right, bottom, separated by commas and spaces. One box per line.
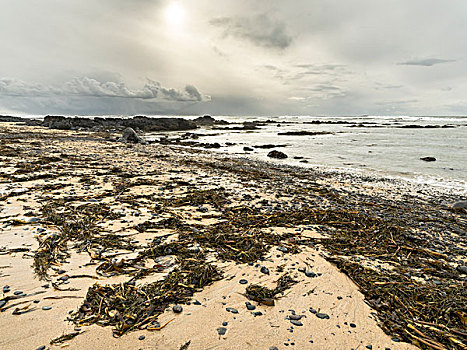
420, 157, 436, 162
267, 150, 288, 159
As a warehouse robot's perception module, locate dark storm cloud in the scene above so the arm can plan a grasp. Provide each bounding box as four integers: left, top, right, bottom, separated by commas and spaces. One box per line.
210, 14, 292, 49
397, 58, 456, 67
0, 77, 207, 102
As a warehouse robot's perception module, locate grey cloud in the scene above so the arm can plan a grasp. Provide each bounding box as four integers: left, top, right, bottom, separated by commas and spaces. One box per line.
397, 58, 455, 67
210, 14, 292, 49
1, 77, 208, 102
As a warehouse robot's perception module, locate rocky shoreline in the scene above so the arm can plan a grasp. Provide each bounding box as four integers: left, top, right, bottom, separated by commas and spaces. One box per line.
0, 122, 465, 350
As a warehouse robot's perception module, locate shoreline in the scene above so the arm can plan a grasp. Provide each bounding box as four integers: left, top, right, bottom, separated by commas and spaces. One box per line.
0, 123, 465, 350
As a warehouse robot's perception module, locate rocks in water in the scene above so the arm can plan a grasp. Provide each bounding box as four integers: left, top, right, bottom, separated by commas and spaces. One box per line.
316, 312, 330, 319
278, 131, 333, 136
239, 279, 248, 284
260, 266, 270, 275
172, 305, 183, 313
122, 127, 147, 144
193, 115, 228, 126
267, 150, 288, 159
226, 307, 238, 314
217, 327, 227, 336
243, 147, 254, 152
420, 157, 436, 162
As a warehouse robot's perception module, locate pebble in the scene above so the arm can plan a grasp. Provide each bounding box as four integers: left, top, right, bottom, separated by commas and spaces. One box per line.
305, 271, 317, 278
290, 320, 303, 326
239, 279, 248, 284
222, 322, 228, 326
172, 305, 183, 313
138, 335, 145, 340
366, 346, 373, 349
350, 323, 356, 328
36, 346, 46, 350
193, 300, 201, 305
289, 314, 305, 320
277, 247, 288, 253
57, 269, 66, 275
252, 311, 263, 317
309, 308, 317, 314
0, 300, 6, 308
457, 265, 467, 274
260, 266, 270, 275
298, 267, 306, 273
269, 347, 278, 350
226, 307, 238, 314
3, 285, 10, 293
245, 302, 256, 311
316, 313, 330, 319
42, 306, 52, 310
13, 291, 23, 295
217, 327, 227, 336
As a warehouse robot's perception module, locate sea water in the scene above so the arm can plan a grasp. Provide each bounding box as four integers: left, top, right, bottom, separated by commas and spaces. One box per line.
147, 115, 467, 194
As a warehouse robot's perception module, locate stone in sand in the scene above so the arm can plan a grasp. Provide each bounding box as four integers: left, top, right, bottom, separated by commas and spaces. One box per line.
122, 127, 147, 144
420, 156, 436, 162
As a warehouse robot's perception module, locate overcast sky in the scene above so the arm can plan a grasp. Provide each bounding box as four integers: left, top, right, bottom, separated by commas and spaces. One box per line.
1, 0, 466, 116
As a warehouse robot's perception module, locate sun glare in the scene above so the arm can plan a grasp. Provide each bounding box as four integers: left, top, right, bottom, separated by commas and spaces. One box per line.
165, 2, 185, 27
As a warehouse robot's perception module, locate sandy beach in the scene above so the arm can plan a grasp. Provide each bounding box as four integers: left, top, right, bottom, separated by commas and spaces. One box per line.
0, 122, 465, 350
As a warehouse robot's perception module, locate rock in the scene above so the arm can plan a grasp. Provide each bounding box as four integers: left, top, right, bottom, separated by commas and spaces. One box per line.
193, 300, 202, 305
290, 320, 303, 326
243, 147, 254, 152
217, 327, 227, 336
305, 271, 317, 278
245, 302, 256, 311
452, 201, 467, 209
350, 323, 357, 328
316, 312, 330, 319
289, 314, 305, 321
252, 311, 263, 316
420, 157, 436, 162
239, 279, 248, 284
457, 265, 467, 274
267, 150, 288, 159
122, 127, 147, 144
222, 321, 228, 326
172, 305, 183, 313
278, 131, 333, 136
138, 335, 145, 340
260, 266, 270, 275
226, 307, 238, 314
0, 300, 6, 308
194, 115, 228, 126
277, 246, 288, 253
36, 346, 46, 350
42, 306, 52, 310
13, 291, 23, 295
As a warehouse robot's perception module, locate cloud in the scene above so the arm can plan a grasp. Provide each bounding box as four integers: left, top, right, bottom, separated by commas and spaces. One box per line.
0, 77, 208, 102
397, 58, 455, 67
210, 14, 292, 49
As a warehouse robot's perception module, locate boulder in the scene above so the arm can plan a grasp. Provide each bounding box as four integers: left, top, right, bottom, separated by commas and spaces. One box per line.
122, 128, 146, 144
267, 150, 288, 159
452, 201, 467, 209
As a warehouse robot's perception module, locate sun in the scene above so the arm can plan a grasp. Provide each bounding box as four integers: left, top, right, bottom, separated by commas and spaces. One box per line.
165, 2, 185, 27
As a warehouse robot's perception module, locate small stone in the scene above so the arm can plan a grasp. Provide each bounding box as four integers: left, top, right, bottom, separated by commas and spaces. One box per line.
305, 271, 317, 278
33, 300, 40, 303
457, 265, 467, 274
277, 247, 288, 253
309, 308, 317, 314
217, 327, 227, 336
420, 157, 436, 162
42, 306, 52, 310
57, 269, 66, 275
337, 296, 343, 300
239, 279, 248, 284
222, 322, 228, 326
260, 266, 270, 275
172, 305, 183, 313
138, 335, 145, 340
3, 285, 10, 293
58, 275, 68, 281
290, 320, 303, 326
193, 300, 202, 305
252, 311, 263, 317
269, 347, 279, 350
350, 323, 356, 328
298, 267, 306, 273
36, 346, 46, 350
226, 307, 238, 314
366, 345, 373, 349
289, 314, 305, 320
392, 338, 400, 342
0, 300, 6, 308
245, 302, 256, 311
13, 291, 23, 295
316, 313, 330, 319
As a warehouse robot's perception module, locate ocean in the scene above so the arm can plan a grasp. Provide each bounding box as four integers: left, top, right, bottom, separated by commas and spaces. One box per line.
146, 115, 467, 194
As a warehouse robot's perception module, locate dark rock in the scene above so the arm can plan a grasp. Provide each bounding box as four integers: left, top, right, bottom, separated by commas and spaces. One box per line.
193, 300, 202, 305
278, 131, 333, 136
350, 323, 356, 328
243, 147, 254, 152
316, 313, 330, 319
289, 314, 305, 321
122, 127, 147, 144
222, 321, 228, 326
172, 305, 183, 313
245, 302, 256, 311
290, 320, 303, 326
239, 279, 248, 284
269, 347, 279, 350
3, 286, 10, 293
452, 201, 467, 209
253, 144, 288, 149
309, 307, 317, 314
138, 335, 145, 340
13, 291, 23, 295
36, 346, 46, 350
252, 311, 263, 316
457, 265, 467, 274
260, 266, 270, 275
420, 157, 436, 162
267, 150, 288, 159
217, 327, 227, 336
305, 271, 317, 278
277, 246, 288, 253
42, 306, 52, 310
0, 300, 6, 308
226, 307, 238, 314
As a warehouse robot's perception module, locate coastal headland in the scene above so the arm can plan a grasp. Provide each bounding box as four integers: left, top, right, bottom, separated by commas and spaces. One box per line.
0, 119, 465, 350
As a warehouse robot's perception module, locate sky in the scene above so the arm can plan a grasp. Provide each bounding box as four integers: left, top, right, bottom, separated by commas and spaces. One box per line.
0, 0, 466, 116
